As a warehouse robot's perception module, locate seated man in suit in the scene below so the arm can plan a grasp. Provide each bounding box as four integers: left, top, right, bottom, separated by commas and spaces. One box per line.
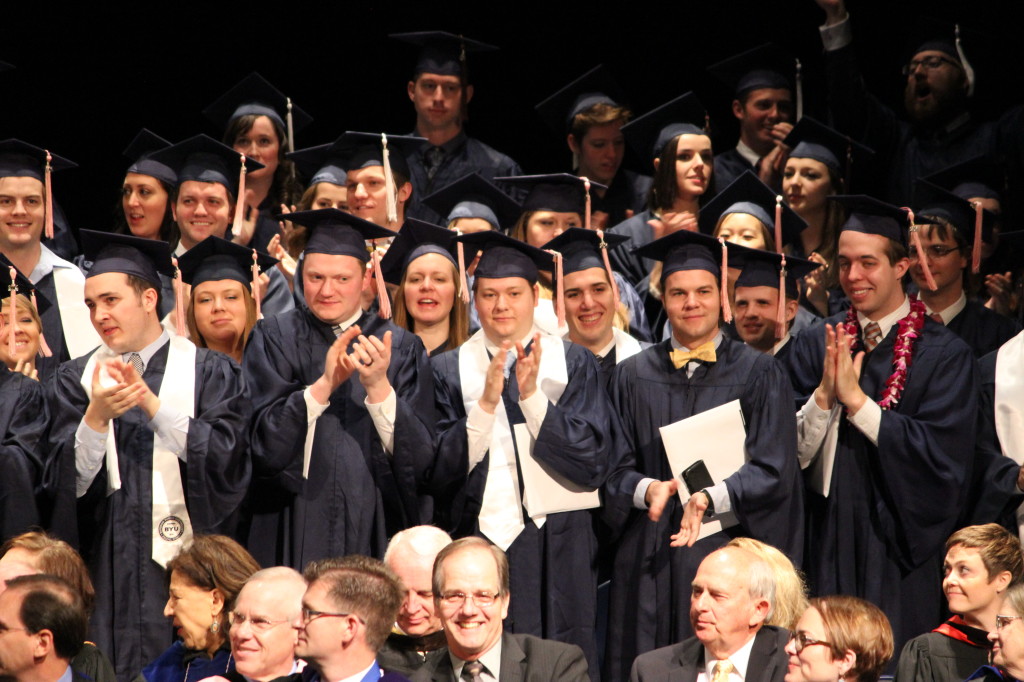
631, 545, 789, 682
412, 537, 590, 682
0, 574, 89, 682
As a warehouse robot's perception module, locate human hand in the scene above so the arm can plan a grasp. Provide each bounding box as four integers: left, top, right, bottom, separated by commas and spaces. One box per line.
310, 326, 360, 403
267, 234, 297, 289
479, 341, 510, 414
515, 333, 542, 400
84, 360, 146, 431
645, 479, 680, 522
813, 324, 839, 410
13, 358, 38, 382
352, 332, 393, 403
670, 491, 710, 547
648, 211, 698, 240
833, 323, 866, 413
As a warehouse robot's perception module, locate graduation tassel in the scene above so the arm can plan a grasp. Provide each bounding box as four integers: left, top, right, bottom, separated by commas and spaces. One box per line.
905, 208, 938, 292
776, 256, 787, 341
7, 267, 18, 359
455, 230, 470, 304
371, 243, 392, 319
718, 238, 732, 323
582, 177, 592, 231
844, 141, 853, 193
171, 257, 188, 337
956, 25, 976, 97
971, 200, 983, 274
286, 97, 295, 154
43, 151, 55, 241
29, 290, 53, 357
795, 59, 804, 121
597, 229, 621, 305
550, 250, 566, 328
774, 195, 784, 254
382, 133, 398, 226
232, 154, 247, 240
251, 250, 263, 321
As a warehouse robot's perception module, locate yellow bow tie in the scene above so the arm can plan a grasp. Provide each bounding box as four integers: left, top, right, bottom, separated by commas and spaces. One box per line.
670, 342, 717, 369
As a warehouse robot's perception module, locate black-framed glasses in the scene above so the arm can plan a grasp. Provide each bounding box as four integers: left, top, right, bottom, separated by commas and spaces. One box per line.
439, 590, 502, 607
789, 630, 833, 652
996, 615, 1023, 630
902, 55, 961, 76
909, 244, 962, 261
301, 607, 364, 624
228, 612, 290, 632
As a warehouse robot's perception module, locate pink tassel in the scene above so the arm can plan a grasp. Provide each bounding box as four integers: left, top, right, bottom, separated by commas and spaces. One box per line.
904, 208, 937, 292
776, 256, 787, 340
251, 250, 263, 320
971, 201, 983, 274
774, 196, 784, 253
232, 154, 247, 240
172, 257, 188, 337
7, 267, 18, 359
597, 229, 620, 305
718, 238, 732, 324
29, 290, 53, 357
43, 151, 55, 241
582, 177, 592, 231
371, 243, 392, 319
549, 250, 566, 328
456, 240, 470, 304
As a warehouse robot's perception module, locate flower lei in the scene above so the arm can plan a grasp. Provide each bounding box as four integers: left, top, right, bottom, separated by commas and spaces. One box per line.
841, 295, 925, 410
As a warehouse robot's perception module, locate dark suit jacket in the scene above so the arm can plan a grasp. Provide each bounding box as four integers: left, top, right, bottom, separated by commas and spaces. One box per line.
630, 626, 789, 682
409, 632, 589, 682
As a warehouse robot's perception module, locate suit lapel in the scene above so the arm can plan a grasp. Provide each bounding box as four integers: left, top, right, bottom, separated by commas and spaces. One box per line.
747, 627, 783, 682
499, 632, 526, 682
671, 638, 705, 682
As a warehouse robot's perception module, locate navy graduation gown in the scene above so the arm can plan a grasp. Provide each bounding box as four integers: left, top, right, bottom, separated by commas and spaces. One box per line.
607, 210, 655, 292
601, 336, 802, 682
714, 148, 755, 194
431, 340, 614, 680
785, 314, 978, 655
591, 169, 651, 227
0, 366, 49, 539
945, 299, 1021, 359
46, 343, 252, 680
242, 309, 433, 569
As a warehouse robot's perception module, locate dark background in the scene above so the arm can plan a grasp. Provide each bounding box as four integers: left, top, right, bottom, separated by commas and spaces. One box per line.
2, 0, 1017, 236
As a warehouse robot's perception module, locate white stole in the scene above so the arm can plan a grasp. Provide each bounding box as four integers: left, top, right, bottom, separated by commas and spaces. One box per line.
458, 330, 568, 550
995, 332, 1024, 540
52, 264, 101, 358
80, 334, 196, 567
612, 327, 643, 364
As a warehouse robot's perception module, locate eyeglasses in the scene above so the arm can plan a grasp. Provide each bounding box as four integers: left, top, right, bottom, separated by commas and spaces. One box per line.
789, 631, 833, 652
439, 590, 502, 607
996, 615, 1023, 630
228, 612, 290, 632
300, 608, 364, 625
902, 55, 961, 75
909, 244, 962, 261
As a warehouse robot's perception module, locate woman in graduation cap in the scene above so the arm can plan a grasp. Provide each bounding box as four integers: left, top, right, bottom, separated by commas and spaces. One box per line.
379, 219, 468, 356
116, 129, 180, 248
0, 263, 54, 381
178, 236, 278, 364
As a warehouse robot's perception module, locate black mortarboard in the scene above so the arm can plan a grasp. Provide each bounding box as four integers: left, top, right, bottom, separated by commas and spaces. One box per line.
708, 43, 796, 98
542, 227, 629, 277
782, 117, 874, 181
0, 139, 76, 181
379, 219, 458, 286
285, 208, 397, 262
924, 156, 1004, 202
698, 171, 807, 248
0, 253, 47, 313
287, 143, 348, 187
203, 72, 312, 142
123, 129, 176, 187
621, 92, 708, 161
332, 131, 424, 179
734, 249, 822, 300
421, 172, 521, 230
81, 230, 174, 286
494, 173, 606, 215
534, 65, 626, 135
456, 230, 553, 285
913, 179, 996, 244
391, 31, 498, 78
635, 229, 726, 280
177, 236, 278, 290
147, 134, 263, 196
830, 195, 911, 247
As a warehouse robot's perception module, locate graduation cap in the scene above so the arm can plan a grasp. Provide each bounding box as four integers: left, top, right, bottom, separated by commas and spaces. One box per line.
534, 65, 626, 135
203, 72, 313, 152
734, 249, 821, 340
284, 208, 399, 318
456, 229, 554, 286
708, 44, 803, 118
123, 129, 176, 187
494, 173, 606, 227
621, 92, 708, 162
390, 31, 498, 78
0, 139, 77, 241
177, 235, 279, 322
0, 253, 53, 357
379, 219, 462, 302
923, 156, 1004, 203
421, 172, 521, 231
541, 227, 628, 309
81, 230, 174, 287
782, 117, 874, 189
287, 143, 348, 187
635, 228, 737, 322
333, 131, 425, 225
698, 171, 807, 250
913, 178, 996, 274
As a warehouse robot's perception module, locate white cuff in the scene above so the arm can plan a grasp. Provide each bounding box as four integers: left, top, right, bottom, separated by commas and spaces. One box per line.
797, 396, 837, 468
364, 388, 397, 454
466, 403, 497, 473
847, 399, 882, 446
74, 420, 107, 497
633, 478, 656, 510
704, 482, 731, 516
518, 389, 549, 440
149, 402, 190, 462
303, 386, 330, 422
820, 13, 852, 51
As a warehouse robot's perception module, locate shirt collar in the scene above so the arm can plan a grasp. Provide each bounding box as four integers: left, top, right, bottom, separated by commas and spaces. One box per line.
924, 292, 967, 324
28, 243, 63, 283
595, 335, 617, 359
56, 664, 74, 682
419, 129, 467, 156
771, 332, 792, 356
121, 328, 169, 365
704, 633, 757, 681
451, 637, 503, 681
332, 660, 378, 682
671, 330, 723, 352
857, 296, 911, 340
735, 140, 761, 167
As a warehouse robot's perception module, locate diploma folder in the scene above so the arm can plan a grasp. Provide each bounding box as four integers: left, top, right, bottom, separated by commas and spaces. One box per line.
514, 423, 600, 518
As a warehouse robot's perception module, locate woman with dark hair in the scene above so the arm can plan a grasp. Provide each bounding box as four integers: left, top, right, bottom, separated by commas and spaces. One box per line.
138, 535, 260, 682
115, 129, 180, 249
785, 596, 894, 682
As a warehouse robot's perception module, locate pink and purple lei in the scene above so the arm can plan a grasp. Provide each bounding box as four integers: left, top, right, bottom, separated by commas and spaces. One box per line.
842, 296, 925, 410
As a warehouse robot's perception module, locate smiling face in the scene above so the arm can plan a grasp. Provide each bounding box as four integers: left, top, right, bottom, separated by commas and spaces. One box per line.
716, 212, 769, 251
943, 544, 1010, 625
402, 252, 456, 329
673, 134, 713, 200
474, 276, 538, 345
784, 607, 845, 682
563, 267, 615, 353
163, 570, 221, 653
122, 173, 170, 240
230, 580, 302, 681
173, 181, 234, 250
192, 279, 250, 351
734, 285, 792, 352
837, 230, 909, 320
570, 120, 625, 187
663, 269, 721, 349
346, 166, 411, 227
232, 115, 281, 182
84, 272, 162, 353
733, 88, 793, 153
0, 299, 42, 370
783, 158, 834, 217
302, 252, 367, 326
436, 546, 509, 661
0, 176, 45, 253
